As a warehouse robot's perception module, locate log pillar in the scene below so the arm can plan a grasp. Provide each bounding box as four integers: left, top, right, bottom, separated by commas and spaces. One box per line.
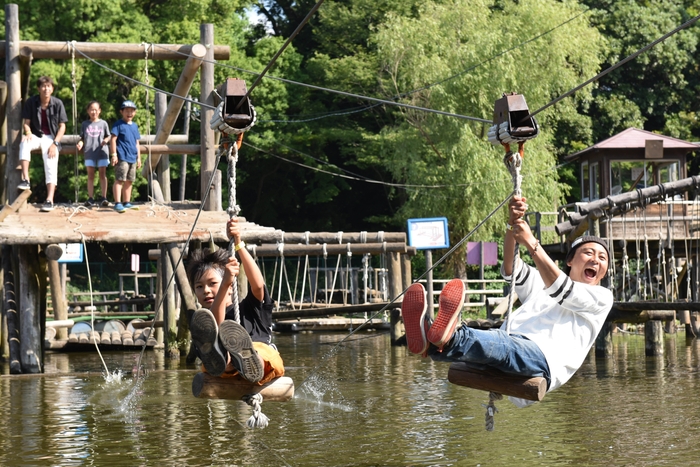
155, 92, 171, 202
45, 244, 68, 340
199, 23, 217, 211
5, 4, 22, 201
17, 245, 44, 373
594, 320, 613, 357
161, 244, 178, 358
387, 251, 403, 344
2, 245, 20, 372
0, 80, 7, 202
645, 320, 664, 356
165, 243, 197, 357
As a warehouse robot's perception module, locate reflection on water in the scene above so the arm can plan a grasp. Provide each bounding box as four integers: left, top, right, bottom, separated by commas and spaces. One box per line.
1, 333, 700, 466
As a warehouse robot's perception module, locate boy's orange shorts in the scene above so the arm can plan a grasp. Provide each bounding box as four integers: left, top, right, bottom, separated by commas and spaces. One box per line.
203, 342, 285, 385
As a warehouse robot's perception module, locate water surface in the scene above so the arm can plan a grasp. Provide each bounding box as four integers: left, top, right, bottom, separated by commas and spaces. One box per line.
1, 332, 699, 466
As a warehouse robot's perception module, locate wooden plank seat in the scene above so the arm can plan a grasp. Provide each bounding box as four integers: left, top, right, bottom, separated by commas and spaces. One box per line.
192, 372, 294, 402
447, 362, 547, 401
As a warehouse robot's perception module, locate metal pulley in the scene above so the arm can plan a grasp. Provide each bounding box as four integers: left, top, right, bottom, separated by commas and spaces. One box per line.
210, 78, 257, 135
487, 92, 539, 146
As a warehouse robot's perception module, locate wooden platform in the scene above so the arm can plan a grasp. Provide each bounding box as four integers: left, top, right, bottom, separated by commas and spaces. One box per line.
0, 200, 282, 245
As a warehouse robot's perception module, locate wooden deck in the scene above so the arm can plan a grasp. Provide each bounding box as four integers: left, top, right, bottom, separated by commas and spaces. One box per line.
0, 200, 282, 245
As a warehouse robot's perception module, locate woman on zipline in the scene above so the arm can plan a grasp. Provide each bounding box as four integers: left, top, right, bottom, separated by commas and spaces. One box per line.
402, 196, 613, 404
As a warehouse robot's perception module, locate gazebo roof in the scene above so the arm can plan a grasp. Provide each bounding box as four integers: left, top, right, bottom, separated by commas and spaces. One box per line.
564, 128, 699, 161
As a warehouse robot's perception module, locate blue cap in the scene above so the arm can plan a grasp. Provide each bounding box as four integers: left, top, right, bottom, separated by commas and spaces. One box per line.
120, 100, 137, 110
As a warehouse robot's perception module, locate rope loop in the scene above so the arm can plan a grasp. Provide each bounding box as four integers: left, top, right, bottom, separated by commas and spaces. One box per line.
346, 242, 352, 257
243, 393, 269, 429
277, 242, 285, 257
360, 231, 367, 243
322, 243, 328, 259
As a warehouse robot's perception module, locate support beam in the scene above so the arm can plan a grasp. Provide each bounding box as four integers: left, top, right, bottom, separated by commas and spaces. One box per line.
47, 253, 68, 340
2, 245, 21, 373
448, 362, 547, 401
8, 144, 201, 156
388, 251, 403, 344
155, 92, 171, 202
18, 245, 43, 373
19, 46, 32, 101
0, 41, 230, 60
200, 24, 217, 211
142, 44, 206, 174
5, 4, 22, 202
244, 242, 410, 257
645, 320, 664, 356
0, 188, 30, 222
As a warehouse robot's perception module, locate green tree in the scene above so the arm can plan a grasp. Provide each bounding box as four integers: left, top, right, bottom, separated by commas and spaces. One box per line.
371, 0, 604, 273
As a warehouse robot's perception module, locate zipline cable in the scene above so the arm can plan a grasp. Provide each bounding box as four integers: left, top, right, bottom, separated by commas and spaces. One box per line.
296, 191, 514, 389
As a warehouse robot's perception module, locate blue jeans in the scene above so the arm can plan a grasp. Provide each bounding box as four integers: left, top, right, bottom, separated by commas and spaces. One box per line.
429, 328, 551, 389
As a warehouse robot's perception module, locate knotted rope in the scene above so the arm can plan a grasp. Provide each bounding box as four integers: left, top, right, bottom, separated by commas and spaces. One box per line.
503, 146, 523, 336
482, 391, 503, 432
225, 142, 241, 324
243, 393, 270, 429
488, 143, 523, 431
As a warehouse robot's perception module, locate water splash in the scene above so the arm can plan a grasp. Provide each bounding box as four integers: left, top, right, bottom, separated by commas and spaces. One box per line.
295, 373, 354, 412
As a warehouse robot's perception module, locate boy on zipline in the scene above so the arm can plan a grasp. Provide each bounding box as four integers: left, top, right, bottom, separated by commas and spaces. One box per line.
402, 196, 613, 403
186, 217, 285, 384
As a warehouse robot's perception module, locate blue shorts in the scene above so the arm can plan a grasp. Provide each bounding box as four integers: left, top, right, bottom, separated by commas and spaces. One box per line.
85, 158, 109, 168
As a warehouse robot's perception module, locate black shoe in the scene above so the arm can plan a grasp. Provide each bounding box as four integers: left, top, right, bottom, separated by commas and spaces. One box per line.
218, 320, 264, 383
100, 196, 110, 207
84, 197, 95, 207
40, 200, 54, 212
190, 309, 226, 376
17, 180, 30, 191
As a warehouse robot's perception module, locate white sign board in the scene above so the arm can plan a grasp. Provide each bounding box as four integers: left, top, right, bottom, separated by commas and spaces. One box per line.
407, 217, 450, 250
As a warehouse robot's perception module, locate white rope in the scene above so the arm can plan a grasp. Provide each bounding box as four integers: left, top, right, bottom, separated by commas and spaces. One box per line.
225, 143, 241, 324
243, 393, 269, 428
503, 150, 523, 335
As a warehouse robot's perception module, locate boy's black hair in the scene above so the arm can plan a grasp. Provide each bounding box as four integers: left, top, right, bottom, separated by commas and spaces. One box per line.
186, 248, 229, 285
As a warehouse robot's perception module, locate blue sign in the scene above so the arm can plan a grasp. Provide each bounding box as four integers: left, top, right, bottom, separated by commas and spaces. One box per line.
57, 243, 84, 263
407, 217, 450, 250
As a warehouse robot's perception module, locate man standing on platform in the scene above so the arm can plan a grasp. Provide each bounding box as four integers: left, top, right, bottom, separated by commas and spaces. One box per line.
19, 76, 68, 212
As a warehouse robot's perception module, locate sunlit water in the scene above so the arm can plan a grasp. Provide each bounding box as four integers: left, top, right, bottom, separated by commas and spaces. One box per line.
1, 331, 700, 466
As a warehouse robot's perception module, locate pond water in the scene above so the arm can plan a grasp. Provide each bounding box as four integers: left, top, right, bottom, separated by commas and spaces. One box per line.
1, 331, 700, 467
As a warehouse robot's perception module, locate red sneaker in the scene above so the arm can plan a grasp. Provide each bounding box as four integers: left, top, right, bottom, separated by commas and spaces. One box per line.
427, 279, 465, 348
402, 283, 430, 355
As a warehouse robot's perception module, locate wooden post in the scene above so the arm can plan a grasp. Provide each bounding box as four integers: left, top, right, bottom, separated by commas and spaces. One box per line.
388, 251, 403, 344
2, 245, 20, 372
45, 244, 68, 340
200, 24, 217, 211
645, 320, 664, 356
5, 4, 22, 202
0, 80, 7, 202
154, 92, 171, 202
595, 320, 613, 357
19, 46, 32, 101
179, 99, 191, 201
161, 244, 178, 358
165, 243, 197, 357
141, 44, 206, 175
425, 250, 434, 319
18, 245, 43, 373
479, 241, 485, 305
401, 253, 412, 291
